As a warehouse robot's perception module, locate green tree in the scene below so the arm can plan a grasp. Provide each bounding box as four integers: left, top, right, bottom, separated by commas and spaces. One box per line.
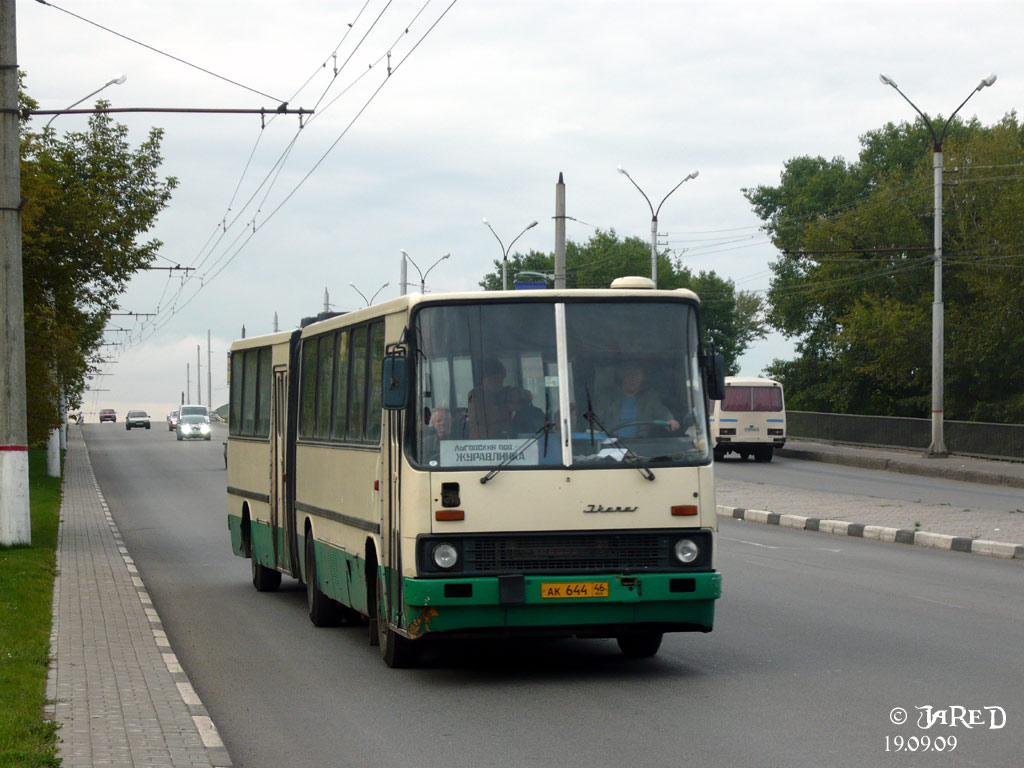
478, 229, 766, 374
20, 87, 178, 443
745, 113, 1024, 421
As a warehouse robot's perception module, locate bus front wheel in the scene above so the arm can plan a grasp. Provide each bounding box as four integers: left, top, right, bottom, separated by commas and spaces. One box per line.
376, 571, 419, 668
616, 632, 663, 659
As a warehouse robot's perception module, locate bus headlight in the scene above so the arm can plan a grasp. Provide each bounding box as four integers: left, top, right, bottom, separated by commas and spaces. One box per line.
673, 539, 699, 564
432, 542, 459, 569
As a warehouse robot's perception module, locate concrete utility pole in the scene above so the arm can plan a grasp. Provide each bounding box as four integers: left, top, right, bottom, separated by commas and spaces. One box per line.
0, 0, 31, 545
554, 173, 566, 289
186, 364, 190, 404
207, 331, 212, 410
196, 345, 202, 405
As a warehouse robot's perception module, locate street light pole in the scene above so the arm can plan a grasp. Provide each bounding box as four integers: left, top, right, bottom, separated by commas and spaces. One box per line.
349, 282, 390, 307
482, 219, 538, 290
880, 72, 996, 457
45, 73, 127, 129
401, 250, 450, 293
617, 166, 699, 288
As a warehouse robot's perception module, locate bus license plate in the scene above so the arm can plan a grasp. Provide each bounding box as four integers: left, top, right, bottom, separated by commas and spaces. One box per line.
541, 581, 609, 599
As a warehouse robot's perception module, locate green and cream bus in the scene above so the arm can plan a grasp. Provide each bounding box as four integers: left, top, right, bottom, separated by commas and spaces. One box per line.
710, 376, 786, 462
227, 278, 725, 666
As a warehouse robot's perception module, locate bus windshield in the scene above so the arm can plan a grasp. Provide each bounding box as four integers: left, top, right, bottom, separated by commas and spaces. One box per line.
412, 299, 709, 469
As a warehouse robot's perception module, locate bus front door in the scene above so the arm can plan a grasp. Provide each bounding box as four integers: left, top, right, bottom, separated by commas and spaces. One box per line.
379, 409, 404, 628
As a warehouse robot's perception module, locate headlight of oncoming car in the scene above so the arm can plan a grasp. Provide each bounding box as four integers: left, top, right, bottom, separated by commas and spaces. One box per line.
200, 423, 211, 433
673, 538, 700, 564
431, 542, 459, 569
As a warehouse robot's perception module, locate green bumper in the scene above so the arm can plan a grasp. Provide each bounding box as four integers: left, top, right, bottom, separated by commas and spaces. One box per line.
401, 572, 721, 637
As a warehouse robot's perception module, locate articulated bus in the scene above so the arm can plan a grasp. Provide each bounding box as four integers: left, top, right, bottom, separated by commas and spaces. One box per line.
227, 277, 725, 667
710, 376, 786, 462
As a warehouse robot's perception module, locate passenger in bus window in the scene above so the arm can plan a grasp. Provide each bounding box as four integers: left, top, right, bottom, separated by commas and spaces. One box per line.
467, 359, 515, 438
421, 406, 453, 461
599, 364, 680, 437
508, 387, 546, 434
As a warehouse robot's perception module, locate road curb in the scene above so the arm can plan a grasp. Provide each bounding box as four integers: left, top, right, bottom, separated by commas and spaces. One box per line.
776, 446, 1024, 489
717, 505, 1024, 561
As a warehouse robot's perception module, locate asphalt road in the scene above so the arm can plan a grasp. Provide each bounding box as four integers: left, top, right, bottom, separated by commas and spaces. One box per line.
83, 424, 1024, 768
715, 451, 1024, 512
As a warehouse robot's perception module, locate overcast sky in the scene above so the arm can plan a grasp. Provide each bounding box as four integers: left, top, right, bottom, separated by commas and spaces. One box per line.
16, 0, 1021, 419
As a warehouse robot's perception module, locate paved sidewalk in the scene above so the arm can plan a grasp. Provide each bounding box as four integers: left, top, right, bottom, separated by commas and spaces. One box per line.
717, 439, 1024, 560
46, 427, 231, 767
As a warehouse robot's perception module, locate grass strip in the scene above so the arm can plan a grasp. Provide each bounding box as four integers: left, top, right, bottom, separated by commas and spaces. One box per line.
0, 448, 61, 768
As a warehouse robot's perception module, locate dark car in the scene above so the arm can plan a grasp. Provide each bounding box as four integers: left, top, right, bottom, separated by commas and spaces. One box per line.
125, 410, 151, 430
99, 408, 117, 423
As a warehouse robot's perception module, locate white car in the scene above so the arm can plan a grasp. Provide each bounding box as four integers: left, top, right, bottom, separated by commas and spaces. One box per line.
176, 414, 211, 441
125, 410, 151, 430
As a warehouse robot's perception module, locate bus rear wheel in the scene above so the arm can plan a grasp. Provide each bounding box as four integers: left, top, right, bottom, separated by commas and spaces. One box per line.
616, 632, 663, 659
251, 556, 281, 592
754, 446, 774, 462
305, 536, 342, 627
376, 571, 419, 668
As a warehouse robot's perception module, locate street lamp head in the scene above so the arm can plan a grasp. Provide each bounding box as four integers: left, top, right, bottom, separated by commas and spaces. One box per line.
617, 165, 628, 175
481, 218, 488, 224
879, 73, 897, 88
442, 253, 451, 261
111, 73, 128, 86
686, 170, 699, 181
527, 221, 538, 230
978, 73, 997, 90
400, 248, 408, 257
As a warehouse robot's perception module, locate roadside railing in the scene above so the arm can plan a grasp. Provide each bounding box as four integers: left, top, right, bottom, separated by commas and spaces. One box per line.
787, 411, 1024, 462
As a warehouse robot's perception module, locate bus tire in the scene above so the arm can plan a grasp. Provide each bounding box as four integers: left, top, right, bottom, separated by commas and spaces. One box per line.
713, 446, 726, 461
376, 570, 419, 668
616, 632, 663, 659
754, 446, 774, 463
251, 556, 282, 592
305, 535, 341, 627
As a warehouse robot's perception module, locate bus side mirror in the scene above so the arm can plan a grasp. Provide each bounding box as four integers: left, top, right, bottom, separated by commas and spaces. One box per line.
381, 356, 409, 410
704, 353, 725, 402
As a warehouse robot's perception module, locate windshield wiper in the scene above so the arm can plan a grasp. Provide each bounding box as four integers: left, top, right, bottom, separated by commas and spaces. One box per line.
582, 385, 655, 482
480, 422, 556, 485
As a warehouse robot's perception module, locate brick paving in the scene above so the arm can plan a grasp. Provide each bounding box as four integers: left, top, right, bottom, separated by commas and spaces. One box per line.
47, 427, 231, 767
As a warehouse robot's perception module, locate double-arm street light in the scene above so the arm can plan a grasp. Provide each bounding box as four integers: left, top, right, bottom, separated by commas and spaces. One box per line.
349, 281, 389, 307
400, 250, 450, 294
617, 166, 698, 288
45, 73, 127, 129
879, 72, 997, 457
482, 218, 538, 290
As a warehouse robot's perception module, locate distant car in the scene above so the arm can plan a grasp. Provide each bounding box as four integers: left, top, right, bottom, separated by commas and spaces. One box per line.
125, 410, 151, 430
176, 414, 211, 441
179, 404, 210, 420
167, 410, 179, 431
99, 408, 116, 423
